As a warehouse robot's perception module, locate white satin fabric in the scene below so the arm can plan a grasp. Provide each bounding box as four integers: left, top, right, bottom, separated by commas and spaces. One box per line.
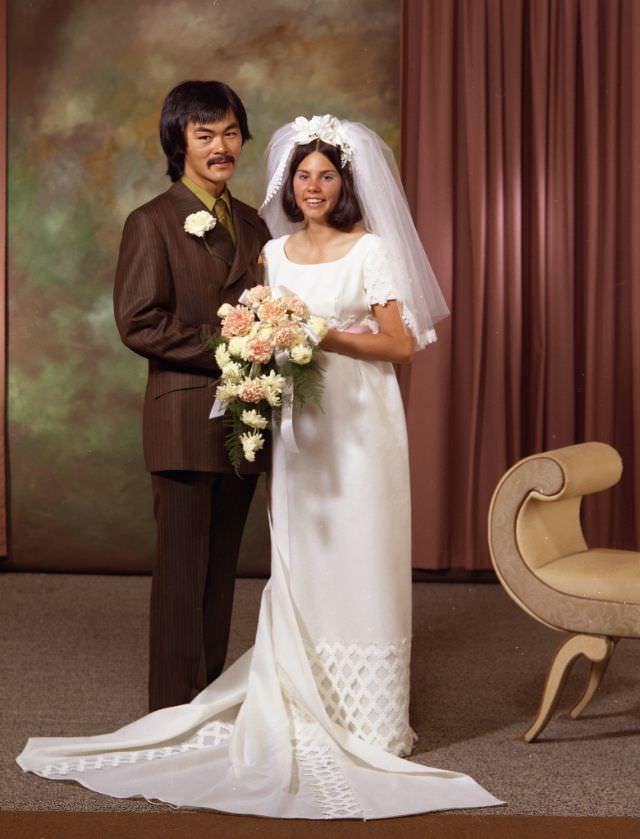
16, 234, 501, 819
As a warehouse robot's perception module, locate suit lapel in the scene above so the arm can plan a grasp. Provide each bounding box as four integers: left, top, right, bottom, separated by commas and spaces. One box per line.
167, 181, 234, 268
223, 197, 256, 289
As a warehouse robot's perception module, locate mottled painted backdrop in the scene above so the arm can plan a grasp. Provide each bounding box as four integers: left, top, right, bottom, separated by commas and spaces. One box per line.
7, 0, 400, 571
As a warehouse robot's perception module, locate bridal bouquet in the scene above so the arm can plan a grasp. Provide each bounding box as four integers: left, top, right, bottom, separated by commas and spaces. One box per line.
209, 285, 327, 471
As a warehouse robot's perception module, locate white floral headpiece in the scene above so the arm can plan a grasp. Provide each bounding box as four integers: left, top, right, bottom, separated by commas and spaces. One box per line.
260, 115, 356, 207
292, 115, 354, 167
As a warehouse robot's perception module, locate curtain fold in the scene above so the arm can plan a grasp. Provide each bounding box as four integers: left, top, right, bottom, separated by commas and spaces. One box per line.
402, 0, 640, 569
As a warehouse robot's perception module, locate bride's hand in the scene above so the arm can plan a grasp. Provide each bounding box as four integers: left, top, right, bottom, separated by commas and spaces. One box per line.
320, 322, 374, 352
319, 302, 414, 364
319, 329, 342, 353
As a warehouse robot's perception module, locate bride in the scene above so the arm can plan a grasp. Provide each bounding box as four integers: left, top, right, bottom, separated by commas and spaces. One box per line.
17, 116, 501, 819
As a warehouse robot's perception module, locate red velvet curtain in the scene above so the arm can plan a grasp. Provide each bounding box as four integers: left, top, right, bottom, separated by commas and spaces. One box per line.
402, 0, 640, 569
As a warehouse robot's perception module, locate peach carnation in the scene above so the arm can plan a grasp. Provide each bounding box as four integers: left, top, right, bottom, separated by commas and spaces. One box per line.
258, 299, 288, 325
282, 296, 309, 319
243, 285, 272, 307
274, 325, 302, 349
239, 378, 265, 403
221, 306, 254, 338
246, 338, 274, 364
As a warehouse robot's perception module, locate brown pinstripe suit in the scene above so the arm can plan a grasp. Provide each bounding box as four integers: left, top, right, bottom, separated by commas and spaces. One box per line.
114, 180, 270, 710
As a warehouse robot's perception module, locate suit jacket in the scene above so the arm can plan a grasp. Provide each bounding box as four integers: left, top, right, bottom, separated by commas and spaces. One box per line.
114, 180, 270, 473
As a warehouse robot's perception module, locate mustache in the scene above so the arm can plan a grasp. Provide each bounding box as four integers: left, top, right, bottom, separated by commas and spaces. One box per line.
207, 154, 235, 167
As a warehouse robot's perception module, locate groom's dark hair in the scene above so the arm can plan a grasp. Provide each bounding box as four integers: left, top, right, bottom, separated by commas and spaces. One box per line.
159, 81, 252, 181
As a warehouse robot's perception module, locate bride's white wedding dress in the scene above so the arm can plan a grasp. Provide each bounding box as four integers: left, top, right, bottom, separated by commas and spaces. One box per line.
17, 233, 501, 819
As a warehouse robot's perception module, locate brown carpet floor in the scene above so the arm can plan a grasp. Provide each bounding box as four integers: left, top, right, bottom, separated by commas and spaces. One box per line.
1, 574, 639, 821
2, 812, 639, 839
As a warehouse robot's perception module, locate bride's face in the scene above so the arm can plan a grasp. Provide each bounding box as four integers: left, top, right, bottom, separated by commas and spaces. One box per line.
293, 151, 342, 223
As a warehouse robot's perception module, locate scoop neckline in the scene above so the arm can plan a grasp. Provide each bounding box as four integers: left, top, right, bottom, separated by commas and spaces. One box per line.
281, 232, 371, 266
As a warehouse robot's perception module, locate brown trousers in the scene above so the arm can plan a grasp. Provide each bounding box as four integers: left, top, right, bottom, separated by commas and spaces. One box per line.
148, 470, 258, 711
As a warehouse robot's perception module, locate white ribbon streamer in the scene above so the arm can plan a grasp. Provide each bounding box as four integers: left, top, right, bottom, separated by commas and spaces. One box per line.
300, 322, 322, 346
209, 397, 227, 419
277, 379, 298, 454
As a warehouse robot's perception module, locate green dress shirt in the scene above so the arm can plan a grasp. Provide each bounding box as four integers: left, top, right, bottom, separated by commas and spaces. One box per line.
181, 175, 236, 244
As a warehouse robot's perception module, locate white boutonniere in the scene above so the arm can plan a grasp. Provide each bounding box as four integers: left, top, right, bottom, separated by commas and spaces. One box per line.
184, 210, 216, 253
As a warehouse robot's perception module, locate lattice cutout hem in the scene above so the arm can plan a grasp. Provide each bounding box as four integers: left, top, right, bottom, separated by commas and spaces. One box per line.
307, 637, 416, 757
37, 720, 234, 777
291, 702, 363, 819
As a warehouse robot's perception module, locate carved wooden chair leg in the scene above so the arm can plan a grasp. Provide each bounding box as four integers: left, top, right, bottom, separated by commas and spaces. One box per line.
569, 636, 618, 719
520, 634, 611, 743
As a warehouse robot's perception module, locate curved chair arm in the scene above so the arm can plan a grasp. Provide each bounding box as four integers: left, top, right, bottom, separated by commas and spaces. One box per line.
517, 443, 622, 572
488, 443, 638, 637
527, 442, 622, 501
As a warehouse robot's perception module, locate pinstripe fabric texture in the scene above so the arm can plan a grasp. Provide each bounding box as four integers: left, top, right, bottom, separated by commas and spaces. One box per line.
114, 181, 270, 709
149, 471, 258, 710
114, 180, 270, 473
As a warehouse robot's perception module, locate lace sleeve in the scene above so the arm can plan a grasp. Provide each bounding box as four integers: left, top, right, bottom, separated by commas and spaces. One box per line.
362, 236, 399, 309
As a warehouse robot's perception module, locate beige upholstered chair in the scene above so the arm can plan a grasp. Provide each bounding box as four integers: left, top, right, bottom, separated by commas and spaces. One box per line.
488, 442, 640, 741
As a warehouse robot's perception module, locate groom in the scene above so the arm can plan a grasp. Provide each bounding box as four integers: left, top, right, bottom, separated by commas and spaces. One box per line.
114, 81, 270, 711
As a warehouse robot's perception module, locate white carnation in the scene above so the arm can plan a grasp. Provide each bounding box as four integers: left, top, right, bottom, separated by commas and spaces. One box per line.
217, 303, 234, 318
241, 409, 268, 430
215, 382, 240, 402
221, 361, 243, 382
264, 388, 281, 407
308, 315, 329, 340
228, 336, 251, 360
215, 344, 231, 368
184, 210, 216, 237
239, 430, 264, 462
290, 343, 312, 365
260, 370, 286, 393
